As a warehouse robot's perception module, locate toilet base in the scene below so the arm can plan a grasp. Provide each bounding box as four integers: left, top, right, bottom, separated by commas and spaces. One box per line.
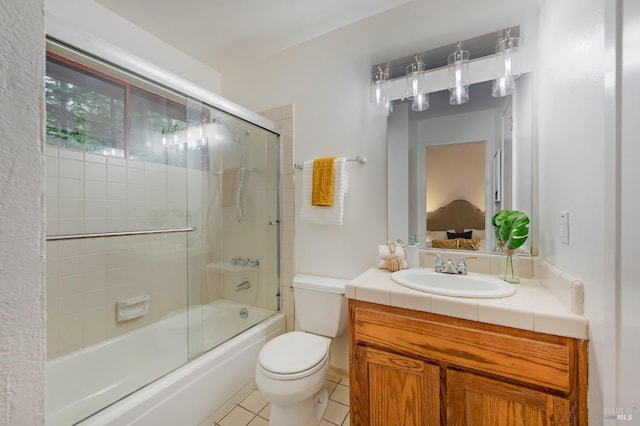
269, 387, 329, 426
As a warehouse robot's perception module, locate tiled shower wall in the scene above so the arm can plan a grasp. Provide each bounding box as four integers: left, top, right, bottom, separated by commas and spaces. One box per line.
260, 105, 295, 332
46, 107, 292, 359
45, 146, 205, 359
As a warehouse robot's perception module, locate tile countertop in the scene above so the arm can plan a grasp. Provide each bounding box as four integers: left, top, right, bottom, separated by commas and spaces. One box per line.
346, 267, 589, 340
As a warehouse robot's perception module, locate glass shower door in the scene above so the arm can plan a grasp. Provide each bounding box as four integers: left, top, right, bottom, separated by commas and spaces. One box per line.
191, 104, 280, 358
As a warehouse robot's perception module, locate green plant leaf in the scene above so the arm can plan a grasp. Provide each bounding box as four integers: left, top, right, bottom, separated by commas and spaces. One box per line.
491, 210, 530, 250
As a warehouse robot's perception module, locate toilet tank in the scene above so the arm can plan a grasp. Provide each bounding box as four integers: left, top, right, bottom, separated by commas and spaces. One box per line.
292, 275, 349, 338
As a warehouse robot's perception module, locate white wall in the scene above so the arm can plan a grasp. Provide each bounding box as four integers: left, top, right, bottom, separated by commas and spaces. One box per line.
0, 2, 46, 424
223, 0, 538, 280
45, 0, 221, 94
537, 0, 613, 423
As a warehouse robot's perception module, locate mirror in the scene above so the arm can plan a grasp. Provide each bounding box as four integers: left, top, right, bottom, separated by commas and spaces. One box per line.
387, 73, 533, 254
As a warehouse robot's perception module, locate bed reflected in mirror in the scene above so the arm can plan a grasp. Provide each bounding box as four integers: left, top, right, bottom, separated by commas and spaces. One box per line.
426, 141, 486, 251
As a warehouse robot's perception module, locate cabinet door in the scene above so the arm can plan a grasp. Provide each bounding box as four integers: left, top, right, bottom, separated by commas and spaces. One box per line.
351, 345, 440, 426
447, 370, 572, 426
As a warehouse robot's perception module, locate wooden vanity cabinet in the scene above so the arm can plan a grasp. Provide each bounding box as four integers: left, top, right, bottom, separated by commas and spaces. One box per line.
349, 300, 588, 426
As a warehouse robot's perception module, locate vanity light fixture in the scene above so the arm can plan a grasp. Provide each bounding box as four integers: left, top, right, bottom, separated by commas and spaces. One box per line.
406, 55, 429, 111
492, 28, 521, 97
447, 42, 470, 105
370, 66, 389, 108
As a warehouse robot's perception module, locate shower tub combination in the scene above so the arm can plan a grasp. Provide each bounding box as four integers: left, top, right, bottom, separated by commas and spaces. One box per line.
44, 37, 283, 426
47, 301, 284, 425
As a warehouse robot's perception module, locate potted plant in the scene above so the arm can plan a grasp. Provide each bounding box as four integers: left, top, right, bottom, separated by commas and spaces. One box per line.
491, 210, 530, 283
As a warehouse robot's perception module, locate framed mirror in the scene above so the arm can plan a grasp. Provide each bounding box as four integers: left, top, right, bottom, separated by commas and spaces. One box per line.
387, 73, 533, 254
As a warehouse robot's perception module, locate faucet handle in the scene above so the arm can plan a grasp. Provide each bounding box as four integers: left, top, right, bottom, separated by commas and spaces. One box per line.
456, 257, 468, 274
434, 254, 445, 272
456, 256, 477, 274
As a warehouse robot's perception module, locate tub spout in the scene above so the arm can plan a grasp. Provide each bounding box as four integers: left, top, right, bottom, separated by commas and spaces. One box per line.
235, 281, 251, 292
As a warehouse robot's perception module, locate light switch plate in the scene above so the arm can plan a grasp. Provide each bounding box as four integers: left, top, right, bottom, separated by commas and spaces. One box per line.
560, 211, 570, 244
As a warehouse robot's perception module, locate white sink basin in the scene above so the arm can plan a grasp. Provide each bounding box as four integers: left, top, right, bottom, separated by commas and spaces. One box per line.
391, 269, 516, 298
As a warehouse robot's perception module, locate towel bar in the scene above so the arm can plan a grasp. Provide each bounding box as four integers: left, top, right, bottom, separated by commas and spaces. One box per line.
293, 156, 367, 170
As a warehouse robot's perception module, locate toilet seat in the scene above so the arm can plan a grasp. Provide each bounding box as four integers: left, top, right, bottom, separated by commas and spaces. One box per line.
258, 332, 330, 380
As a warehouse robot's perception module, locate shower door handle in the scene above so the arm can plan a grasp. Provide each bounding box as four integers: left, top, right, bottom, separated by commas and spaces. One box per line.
267, 220, 280, 226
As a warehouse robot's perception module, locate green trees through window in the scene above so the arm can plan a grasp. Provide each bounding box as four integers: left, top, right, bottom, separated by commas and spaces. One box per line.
45, 52, 196, 168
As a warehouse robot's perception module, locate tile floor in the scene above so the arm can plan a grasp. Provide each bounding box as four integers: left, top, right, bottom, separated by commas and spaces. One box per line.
212, 373, 350, 426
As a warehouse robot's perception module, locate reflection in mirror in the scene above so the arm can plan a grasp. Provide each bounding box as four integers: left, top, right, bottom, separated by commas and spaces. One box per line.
387, 74, 533, 254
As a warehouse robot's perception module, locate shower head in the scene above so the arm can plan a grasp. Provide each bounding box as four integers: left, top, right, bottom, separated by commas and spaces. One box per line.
213, 117, 250, 141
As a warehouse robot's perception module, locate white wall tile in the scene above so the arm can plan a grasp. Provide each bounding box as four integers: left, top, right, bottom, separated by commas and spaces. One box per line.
58, 149, 82, 160
46, 146, 59, 158
83, 307, 107, 347
85, 162, 106, 182
46, 219, 58, 235
84, 218, 107, 233
84, 153, 106, 164
57, 273, 84, 295
58, 254, 85, 278
59, 292, 83, 316
108, 165, 127, 183
46, 197, 58, 219
46, 177, 58, 197
85, 199, 107, 218
107, 182, 127, 200
107, 217, 128, 232
59, 159, 84, 179
58, 313, 83, 354
58, 218, 84, 235
46, 156, 58, 177
127, 167, 145, 185
85, 181, 107, 200
127, 159, 145, 170
58, 198, 83, 219
127, 183, 145, 201
107, 200, 127, 218
58, 178, 83, 199
57, 240, 84, 258
107, 156, 126, 167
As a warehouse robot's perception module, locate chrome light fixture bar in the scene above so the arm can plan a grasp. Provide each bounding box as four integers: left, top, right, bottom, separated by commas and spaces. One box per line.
406, 55, 428, 111
447, 42, 470, 105
369, 27, 522, 112
492, 28, 521, 97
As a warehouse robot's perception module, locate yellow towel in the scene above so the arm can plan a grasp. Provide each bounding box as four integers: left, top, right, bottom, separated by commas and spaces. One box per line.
311, 157, 336, 206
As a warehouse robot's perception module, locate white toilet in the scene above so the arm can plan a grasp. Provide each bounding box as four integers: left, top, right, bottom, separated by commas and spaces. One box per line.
255, 275, 349, 426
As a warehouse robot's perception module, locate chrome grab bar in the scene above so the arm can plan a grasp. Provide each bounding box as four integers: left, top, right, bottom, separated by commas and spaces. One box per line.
46, 226, 196, 242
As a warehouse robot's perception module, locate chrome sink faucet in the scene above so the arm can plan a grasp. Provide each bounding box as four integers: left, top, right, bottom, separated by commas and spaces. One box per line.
434, 254, 471, 275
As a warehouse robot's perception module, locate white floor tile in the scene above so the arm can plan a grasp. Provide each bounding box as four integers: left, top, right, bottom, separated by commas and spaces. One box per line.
342, 413, 350, 426
323, 400, 349, 426
258, 403, 271, 420
218, 406, 255, 426
247, 416, 269, 426
240, 389, 269, 414
330, 384, 350, 406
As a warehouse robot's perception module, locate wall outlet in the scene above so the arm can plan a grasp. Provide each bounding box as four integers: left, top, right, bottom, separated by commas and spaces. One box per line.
560, 211, 570, 244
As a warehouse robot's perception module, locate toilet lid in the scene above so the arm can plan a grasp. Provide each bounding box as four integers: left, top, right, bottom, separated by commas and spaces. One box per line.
258, 332, 329, 375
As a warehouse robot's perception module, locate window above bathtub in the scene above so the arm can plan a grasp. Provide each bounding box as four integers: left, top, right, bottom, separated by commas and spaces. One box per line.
45, 39, 204, 169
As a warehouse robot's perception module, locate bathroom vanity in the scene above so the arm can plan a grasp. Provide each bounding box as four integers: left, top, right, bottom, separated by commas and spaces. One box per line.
347, 267, 588, 426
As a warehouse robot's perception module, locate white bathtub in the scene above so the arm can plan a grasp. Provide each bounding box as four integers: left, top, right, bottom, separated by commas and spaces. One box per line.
46, 300, 284, 426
